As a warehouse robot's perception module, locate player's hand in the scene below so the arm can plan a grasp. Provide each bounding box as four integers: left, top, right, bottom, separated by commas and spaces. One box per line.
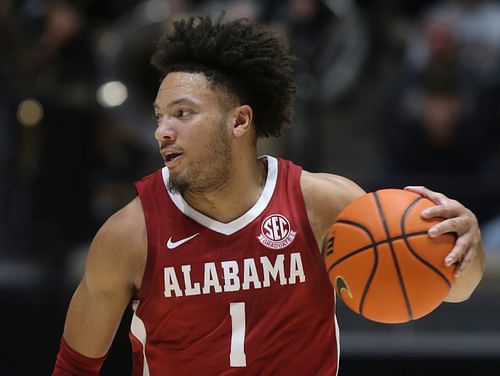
404, 186, 482, 277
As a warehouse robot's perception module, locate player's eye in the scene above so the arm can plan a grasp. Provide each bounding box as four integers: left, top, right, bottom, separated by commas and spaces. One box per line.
153, 113, 161, 123
177, 109, 192, 118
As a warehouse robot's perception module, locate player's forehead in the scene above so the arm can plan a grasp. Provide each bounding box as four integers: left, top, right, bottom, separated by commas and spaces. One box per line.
154, 71, 220, 108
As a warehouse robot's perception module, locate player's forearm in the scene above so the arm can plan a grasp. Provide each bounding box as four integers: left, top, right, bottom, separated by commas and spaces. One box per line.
445, 243, 485, 303
62, 281, 127, 358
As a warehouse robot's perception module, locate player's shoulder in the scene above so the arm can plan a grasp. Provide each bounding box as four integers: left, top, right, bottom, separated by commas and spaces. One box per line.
300, 171, 365, 238
301, 171, 365, 214
97, 196, 145, 244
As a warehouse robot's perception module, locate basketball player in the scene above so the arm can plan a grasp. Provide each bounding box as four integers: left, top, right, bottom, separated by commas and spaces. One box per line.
52, 17, 485, 375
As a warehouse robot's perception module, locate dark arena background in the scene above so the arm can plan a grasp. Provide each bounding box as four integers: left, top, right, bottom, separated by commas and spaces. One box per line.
1, 0, 499, 374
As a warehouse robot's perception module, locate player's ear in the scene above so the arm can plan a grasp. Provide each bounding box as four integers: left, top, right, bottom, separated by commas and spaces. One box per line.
232, 105, 253, 138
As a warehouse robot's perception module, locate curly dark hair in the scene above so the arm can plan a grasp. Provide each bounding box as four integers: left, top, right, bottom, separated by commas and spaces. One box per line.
151, 16, 297, 138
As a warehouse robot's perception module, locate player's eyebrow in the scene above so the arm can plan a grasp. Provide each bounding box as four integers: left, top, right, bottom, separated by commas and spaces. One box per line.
153, 98, 199, 110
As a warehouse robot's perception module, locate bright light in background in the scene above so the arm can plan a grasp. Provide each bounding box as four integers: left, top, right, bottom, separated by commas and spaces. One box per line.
97, 81, 128, 108
17, 98, 44, 127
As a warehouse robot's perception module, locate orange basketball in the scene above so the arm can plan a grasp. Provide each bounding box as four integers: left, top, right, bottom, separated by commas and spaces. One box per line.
325, 189, 456, 324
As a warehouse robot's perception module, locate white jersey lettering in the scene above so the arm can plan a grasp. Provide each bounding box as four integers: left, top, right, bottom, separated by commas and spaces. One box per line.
242, 258, 262, 290
164, 267, 183, 297
202, 262, 223, 294
222, 261, 240, 292
182, 264, 201, 296
163, 252, 306, 298
261, 254, 286, 287
288, 252, 306, 284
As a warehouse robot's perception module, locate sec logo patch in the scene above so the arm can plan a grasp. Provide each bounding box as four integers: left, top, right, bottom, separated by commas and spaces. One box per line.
258, 214, 297, 249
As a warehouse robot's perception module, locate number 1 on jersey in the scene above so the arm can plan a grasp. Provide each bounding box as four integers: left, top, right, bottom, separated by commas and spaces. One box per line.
229, 302, 247, 367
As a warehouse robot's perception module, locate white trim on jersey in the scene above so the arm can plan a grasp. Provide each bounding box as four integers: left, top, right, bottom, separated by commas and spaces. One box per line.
162, 155, 278, 235
130, 301, 151, 376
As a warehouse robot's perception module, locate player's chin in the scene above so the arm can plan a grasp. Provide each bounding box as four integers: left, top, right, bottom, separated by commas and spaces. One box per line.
167, 175, 189, 195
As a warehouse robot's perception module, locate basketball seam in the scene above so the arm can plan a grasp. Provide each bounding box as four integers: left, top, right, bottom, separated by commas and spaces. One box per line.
401, 198, 452, 288
373, 191, 413, 321
328, 218, 380, 316
327, 226, 428, 271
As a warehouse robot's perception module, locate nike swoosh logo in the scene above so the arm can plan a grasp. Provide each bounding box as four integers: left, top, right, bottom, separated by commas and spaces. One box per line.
335, 275, 353, 299
166, 233, 199, 249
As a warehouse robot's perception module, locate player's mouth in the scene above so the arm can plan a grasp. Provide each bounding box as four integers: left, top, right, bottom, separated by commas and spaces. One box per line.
163, 152, 183, 167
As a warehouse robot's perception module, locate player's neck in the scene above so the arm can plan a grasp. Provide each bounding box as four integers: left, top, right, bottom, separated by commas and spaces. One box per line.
182, 153, 266, 223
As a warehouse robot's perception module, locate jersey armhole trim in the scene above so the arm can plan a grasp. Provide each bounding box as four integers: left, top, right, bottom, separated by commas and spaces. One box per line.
134, 177, 160, 302
292, 167, 323, 257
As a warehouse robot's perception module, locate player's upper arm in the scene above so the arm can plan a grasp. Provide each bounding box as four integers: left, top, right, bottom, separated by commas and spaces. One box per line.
301, 171, 365, 251
62, 197, 146, 358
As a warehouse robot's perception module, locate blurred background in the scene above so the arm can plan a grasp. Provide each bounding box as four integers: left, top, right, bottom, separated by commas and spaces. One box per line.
1, 0, 499, 374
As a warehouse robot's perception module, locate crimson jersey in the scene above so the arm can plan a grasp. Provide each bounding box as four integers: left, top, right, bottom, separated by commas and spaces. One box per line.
131, 156, 339, 375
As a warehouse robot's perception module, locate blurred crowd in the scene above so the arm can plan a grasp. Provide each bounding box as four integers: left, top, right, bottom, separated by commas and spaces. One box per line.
1, 0, 500, 299
379, 0, 500, 250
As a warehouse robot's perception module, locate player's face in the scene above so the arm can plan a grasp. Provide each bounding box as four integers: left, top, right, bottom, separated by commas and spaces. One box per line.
153, 72, 234, 194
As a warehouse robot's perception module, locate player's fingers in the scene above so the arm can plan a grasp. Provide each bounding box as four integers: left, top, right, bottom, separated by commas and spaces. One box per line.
428, 215, 470, 237
404, 186, 449, 205
422, 199, 463, 220
444, 234, 469, 266
455, 246, 477, 277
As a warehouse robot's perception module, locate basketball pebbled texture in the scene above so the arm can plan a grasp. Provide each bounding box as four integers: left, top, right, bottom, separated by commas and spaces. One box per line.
325, 189, 456, 324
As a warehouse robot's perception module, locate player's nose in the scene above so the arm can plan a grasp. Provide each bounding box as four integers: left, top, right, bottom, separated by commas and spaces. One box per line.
155, 119, 177, 144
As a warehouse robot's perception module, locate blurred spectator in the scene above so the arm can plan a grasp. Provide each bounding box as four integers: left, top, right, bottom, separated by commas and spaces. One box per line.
406, 0, 500, 89
378, 0, 500, 224
0, 0, 97, 257
381, 64, 486, 174
381, 76, 499, 220
264, 0, 368, 171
